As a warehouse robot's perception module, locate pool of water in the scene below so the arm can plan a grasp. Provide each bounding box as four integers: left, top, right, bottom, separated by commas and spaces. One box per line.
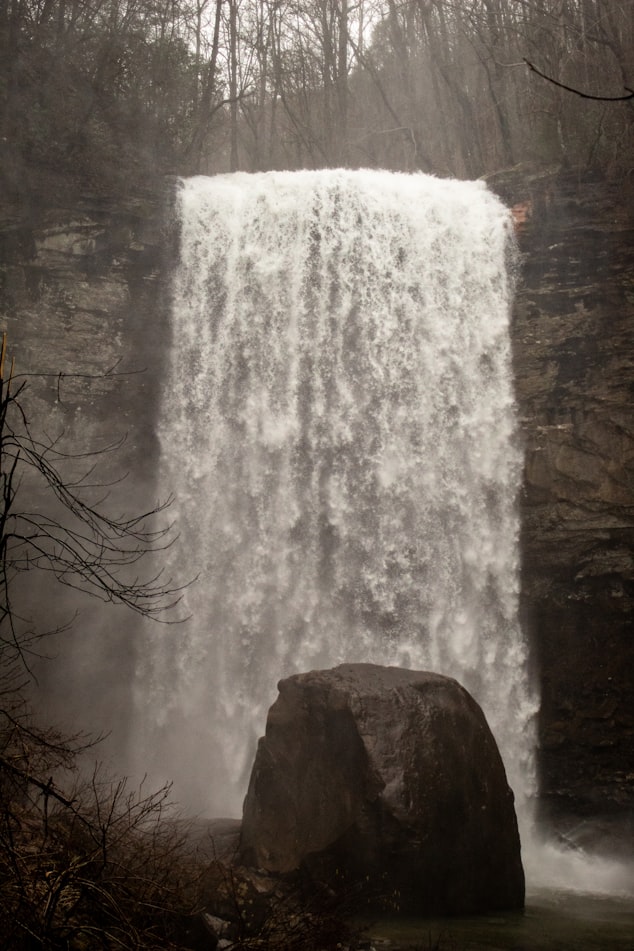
363, 890, 634, 950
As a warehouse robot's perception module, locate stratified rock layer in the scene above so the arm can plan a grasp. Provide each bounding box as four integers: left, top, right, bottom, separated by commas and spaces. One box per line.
240, 663, 524, 915
491, 169, 634, 833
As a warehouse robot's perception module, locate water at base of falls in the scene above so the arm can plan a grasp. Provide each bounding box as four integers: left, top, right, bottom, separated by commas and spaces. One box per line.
364, 889, 634, 950
132, 169, 538, 822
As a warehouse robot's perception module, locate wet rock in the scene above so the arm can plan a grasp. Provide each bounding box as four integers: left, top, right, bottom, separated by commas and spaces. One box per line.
240, 663, 524, 915
491, 169, 634, 823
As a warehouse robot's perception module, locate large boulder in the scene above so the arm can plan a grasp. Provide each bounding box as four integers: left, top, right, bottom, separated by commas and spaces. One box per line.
239, 663, 524, 915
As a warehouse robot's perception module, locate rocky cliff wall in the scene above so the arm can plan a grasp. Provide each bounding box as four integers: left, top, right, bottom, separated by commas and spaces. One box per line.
1, 171, 632, 835
492, 169, 634, 836
0, 189, 174, 748
0, 191, 172, 481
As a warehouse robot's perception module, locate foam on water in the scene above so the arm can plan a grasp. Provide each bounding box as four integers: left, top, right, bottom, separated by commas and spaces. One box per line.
524, 834, 634, 899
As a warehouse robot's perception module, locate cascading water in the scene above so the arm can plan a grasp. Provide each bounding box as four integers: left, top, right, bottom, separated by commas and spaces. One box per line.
134, 169, 539, 823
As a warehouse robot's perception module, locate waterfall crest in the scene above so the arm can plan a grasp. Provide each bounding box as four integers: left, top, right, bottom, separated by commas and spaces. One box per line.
134, 169, 538, 819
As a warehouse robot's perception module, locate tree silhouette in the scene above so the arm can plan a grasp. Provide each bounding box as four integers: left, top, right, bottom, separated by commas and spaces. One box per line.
524, 59, 634, 102
0, 333, 185, 671
0, 334, 202, 949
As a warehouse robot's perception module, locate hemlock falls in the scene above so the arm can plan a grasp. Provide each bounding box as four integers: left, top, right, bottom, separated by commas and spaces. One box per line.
134, 169, 540, 828
127, 170, 634, 904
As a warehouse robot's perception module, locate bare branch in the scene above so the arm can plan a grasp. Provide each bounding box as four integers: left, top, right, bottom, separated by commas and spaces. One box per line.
524, 59, 634, 102
0, 336, 191, 650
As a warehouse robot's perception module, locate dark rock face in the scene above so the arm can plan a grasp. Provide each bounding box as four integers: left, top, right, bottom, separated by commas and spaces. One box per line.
491, 170, 634, 831
0, 189, 172, 482
240, 664, 524, 915
0, 187, 173, 743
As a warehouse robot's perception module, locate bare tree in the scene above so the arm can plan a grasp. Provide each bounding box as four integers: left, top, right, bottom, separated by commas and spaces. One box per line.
0, 335, 185, 673
0, 333, 205, 948
0, 728, 203, 950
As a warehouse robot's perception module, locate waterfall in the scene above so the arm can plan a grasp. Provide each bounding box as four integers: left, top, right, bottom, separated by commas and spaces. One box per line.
133, 169, 538, 821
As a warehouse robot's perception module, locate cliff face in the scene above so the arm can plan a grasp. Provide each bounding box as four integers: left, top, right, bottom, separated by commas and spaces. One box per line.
494, 170, 634, 831
0, 193, 171, 482
1, 171, 632, 831
0, 193, 173, 747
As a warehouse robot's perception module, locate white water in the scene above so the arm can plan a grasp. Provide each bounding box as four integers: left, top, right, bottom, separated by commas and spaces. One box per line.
133, 168, 540, 823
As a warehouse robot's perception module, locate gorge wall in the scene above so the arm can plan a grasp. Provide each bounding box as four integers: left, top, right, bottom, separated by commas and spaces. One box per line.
0, 191, 171, 481
493, 169, 634, 841
0, 189, 174, 738
0, 169, 632, 834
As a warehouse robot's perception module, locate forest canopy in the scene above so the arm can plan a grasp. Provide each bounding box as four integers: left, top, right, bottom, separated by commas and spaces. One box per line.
1, 0, 633, 196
